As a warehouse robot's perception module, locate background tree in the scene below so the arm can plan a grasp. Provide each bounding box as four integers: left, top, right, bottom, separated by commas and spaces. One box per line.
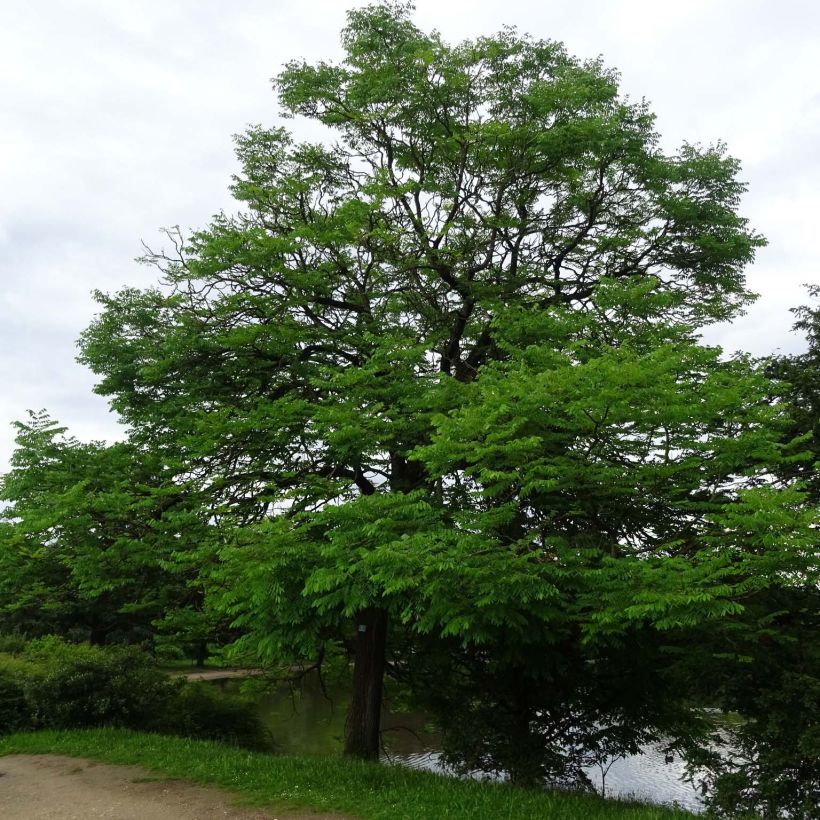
769, 285, 820, 502
0, 411, 207, 653
79, 2, 781, 770
678, 290, 820, 818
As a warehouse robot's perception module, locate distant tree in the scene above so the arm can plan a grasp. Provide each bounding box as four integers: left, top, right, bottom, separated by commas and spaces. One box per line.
769, 285, 820, 502
76, 3, 815, 779
0, 411, 202, 649
682, 290, 820, 818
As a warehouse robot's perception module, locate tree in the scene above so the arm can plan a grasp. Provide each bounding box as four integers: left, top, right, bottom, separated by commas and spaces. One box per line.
769, 285, 820, 503
0, 411, 202, 650
388, 304, 815, 786
679, 290, 820, 818
79, 2, 783, 768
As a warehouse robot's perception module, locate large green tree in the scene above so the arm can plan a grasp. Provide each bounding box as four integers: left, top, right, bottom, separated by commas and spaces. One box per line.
77, 3, 812, 776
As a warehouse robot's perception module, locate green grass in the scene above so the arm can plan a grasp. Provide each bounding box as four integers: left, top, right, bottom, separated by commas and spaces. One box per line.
0, 729, 698, 820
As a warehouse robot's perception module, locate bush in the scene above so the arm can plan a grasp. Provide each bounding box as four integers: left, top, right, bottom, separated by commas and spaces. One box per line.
0, 637, 270, 750
22, 635, 102, 666
0, 650, 42, 736
0, 669, 31, 734
0, 633, 28, 655
155, 682, 270, 750
23, 642, 177, 730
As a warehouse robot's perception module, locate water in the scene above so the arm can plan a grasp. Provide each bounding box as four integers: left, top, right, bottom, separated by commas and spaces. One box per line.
215, 673, 705, 813
583, 745, 703, 811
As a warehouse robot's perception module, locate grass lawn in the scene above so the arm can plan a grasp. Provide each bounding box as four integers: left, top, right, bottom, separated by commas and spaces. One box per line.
0, 728, 699, 820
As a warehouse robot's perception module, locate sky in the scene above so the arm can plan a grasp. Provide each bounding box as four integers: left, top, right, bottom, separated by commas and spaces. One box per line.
1, 0, 819, 471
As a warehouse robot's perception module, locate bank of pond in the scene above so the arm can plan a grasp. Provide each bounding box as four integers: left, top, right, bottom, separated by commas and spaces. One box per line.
213, 671, 705, 812
0, 729, 700, 820
0, 638, 711, 817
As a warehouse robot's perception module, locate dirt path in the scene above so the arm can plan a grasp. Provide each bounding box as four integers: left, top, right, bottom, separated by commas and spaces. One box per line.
0, 755, 348, 820
179, 668, 265, 682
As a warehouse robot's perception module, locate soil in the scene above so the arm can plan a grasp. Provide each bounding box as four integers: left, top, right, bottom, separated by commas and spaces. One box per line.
0, 755, 349, 820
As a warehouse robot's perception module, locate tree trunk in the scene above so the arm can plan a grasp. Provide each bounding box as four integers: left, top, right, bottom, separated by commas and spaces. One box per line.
344, 606, 388, 760
506, 669, 541, 787
194, 640, 207, 668
89, 621, 107, 646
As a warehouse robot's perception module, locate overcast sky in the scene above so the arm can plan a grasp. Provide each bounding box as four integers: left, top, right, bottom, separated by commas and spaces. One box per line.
1, 0, 818, 470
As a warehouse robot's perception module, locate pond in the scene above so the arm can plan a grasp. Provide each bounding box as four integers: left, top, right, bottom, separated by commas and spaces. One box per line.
213, 672, 705, 813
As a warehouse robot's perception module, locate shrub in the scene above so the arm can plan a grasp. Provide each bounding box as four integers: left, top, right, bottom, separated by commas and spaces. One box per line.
0, 633, 28, 655
0, 669, 31, 734
1, 637, 269, 750
21, 639, 178, 730
0, 651, 42, 736
22, 635, 100, 666
154, 681, 271, 750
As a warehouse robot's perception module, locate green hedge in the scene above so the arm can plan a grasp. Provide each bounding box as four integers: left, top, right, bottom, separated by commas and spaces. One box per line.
0, 637, 268, 749
156, 682, 270, 750
0, 669, 31, 734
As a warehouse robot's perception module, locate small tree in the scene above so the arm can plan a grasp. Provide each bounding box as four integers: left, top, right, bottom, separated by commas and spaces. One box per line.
0, 411, 201, 648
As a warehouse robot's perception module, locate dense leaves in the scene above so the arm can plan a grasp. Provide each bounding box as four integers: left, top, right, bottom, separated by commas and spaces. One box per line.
0, 411, 216, 657
0, 638, 269, 749
683, 292, 820, 818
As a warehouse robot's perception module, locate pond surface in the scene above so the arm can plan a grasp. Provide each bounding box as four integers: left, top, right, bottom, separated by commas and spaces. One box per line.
214, 673, 705, 813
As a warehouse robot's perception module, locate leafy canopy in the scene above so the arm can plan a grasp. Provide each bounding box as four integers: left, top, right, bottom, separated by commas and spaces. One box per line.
73, 1, 816, 788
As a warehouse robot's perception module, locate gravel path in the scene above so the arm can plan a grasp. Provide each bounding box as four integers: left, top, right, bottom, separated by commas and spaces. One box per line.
0, 755, 347, 820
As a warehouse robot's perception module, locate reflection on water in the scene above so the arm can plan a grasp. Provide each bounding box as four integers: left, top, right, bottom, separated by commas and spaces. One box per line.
394, 748, 704, 813
216, 674, 705, 813
584, 744, 703, 812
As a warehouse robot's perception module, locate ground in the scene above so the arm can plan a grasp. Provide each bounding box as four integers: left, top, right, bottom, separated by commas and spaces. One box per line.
0, 755, 347, 820
180, 668, 265, 682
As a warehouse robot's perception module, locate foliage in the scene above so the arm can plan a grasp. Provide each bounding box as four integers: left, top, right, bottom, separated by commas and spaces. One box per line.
682, 292, 820, 818
398, 630, 704, 790
768, 284, 820, 503
0, 411, 220, 654
157, 681, 271, 750
0, 639, 268, 750
19, 638, 178, 731
716, 652, 819, 818
391, 310, 814, 785
0, 633, 27, 654
0, 669, 31, 734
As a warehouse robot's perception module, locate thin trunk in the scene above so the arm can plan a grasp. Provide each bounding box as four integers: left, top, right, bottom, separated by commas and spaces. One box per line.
194, 640, 207, 668
344, 606, 388, 760
89, 621, 107, 646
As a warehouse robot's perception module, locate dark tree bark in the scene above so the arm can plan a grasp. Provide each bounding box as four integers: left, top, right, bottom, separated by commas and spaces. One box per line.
344, 606, 388, 759
194, 640, 208, 668
88, 623, 107, 646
